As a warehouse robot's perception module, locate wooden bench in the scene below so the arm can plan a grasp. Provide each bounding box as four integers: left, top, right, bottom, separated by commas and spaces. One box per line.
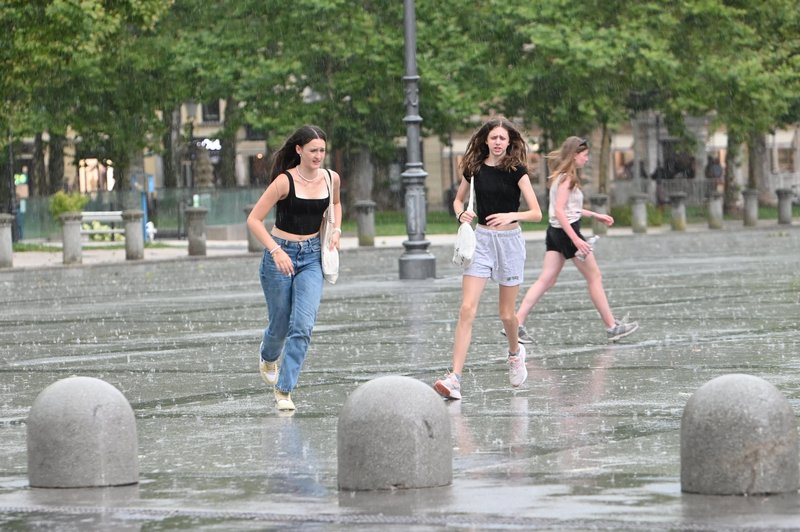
81, 211, 125, 238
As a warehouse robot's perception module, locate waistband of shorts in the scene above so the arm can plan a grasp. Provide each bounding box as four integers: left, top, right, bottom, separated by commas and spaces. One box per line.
475, 225, 522, 237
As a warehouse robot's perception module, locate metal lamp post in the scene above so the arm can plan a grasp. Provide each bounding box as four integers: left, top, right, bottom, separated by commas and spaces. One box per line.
398, 0, 435, 280
185, 101, 197, 189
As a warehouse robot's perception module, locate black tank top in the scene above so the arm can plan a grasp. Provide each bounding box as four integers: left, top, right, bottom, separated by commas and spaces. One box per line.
274, 171, 329, 235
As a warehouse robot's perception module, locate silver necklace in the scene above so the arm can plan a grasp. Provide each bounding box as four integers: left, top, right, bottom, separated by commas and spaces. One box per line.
296, 167, 320, 183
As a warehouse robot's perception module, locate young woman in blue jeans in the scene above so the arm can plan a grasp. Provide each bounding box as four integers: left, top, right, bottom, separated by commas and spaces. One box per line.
246, 125, 342, 412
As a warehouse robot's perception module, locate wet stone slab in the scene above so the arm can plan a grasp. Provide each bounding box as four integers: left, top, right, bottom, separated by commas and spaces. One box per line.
1, 225, 799, 529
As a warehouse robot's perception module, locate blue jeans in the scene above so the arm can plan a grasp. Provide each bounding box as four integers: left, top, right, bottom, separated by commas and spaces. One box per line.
259, 236, 324, 393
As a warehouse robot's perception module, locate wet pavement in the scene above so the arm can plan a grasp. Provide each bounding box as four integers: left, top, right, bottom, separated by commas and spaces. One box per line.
1, 221, 800, 530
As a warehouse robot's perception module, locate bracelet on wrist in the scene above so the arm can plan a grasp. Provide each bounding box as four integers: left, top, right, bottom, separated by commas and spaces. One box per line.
457, 210, 466, 222
269, 246, 280, 255
332, 227, 342, 234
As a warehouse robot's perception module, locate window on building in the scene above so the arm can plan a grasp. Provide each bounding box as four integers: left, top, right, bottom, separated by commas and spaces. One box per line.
202, 100, 221, 123
245, 124, 266, 141
776, 148, 795, 173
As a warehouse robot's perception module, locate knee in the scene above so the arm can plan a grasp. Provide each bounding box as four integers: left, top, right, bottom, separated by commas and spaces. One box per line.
541, 276, 557, 291
458, 303, 478, 324
499, 309, 517, 325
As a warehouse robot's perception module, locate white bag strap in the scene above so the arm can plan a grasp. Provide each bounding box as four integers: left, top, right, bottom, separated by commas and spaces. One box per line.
466, 176, 474, 213
324, 169, 335, 224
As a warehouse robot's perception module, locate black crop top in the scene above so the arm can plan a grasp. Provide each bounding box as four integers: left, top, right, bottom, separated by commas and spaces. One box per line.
466, 164, 527, 225
274, 171, 329, 235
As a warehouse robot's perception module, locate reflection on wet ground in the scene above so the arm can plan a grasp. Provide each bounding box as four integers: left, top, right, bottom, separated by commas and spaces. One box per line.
1, 225, 799, 529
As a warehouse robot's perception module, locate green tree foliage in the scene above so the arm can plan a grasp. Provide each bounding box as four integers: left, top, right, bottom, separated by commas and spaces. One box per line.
3, 0, 800, 215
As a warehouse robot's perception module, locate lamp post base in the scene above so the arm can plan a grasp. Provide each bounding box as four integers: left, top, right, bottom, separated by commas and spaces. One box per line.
399, 250, 436, 280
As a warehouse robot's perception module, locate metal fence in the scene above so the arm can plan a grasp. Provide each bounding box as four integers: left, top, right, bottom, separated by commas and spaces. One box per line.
19, 187, 266, 240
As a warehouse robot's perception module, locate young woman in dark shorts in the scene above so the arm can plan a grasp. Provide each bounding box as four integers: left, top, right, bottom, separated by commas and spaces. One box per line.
513, 136, 638, 343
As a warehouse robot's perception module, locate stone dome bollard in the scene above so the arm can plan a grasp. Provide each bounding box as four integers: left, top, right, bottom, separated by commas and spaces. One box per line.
338, 376, 452, 491
27, 376, 139, 488
681, 373, 799, 495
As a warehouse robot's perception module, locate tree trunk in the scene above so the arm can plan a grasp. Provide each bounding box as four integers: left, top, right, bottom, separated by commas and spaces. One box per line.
748, 131, 774, 206
162, 107, 181, 189
344, 147, 373, 214
0, 140, 12, 214
47, 133, 66, 193
597, 123, 610, 194
723, 132, 741, 216
219, 96, 239, 188
32, 133, 46, 197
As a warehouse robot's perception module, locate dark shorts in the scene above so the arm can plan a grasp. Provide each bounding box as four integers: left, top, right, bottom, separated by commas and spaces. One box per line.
545, 221, 586, 259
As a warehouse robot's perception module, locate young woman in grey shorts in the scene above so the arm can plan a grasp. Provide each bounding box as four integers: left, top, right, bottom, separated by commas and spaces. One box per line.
434, 117, 542, 400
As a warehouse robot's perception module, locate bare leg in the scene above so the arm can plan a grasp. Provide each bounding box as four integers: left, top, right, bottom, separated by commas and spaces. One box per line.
451, 275, 489, 375
515, 251, 565, 325
572, 253, 615, 328
498, 284, 520, 354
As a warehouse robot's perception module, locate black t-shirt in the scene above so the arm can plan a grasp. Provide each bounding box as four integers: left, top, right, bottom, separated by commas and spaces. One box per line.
466, 164, 527, 225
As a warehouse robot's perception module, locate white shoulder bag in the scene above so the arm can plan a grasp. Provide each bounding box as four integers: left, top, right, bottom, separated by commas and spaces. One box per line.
320, 169, 339, 284
452, 177, 476, 268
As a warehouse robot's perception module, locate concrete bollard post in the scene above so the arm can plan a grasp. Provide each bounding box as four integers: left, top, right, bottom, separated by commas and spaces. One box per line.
681, 373, 799, 495
338, 376, 452, 490
630, 193, 648, 234
707, 191, 724, 230
60, 212, 83, 265
669, 192, 687, 231
589, 194, 609, 235
354, 200, 377, 247
243, 205, 263, 253
27, 376, 139, 488
776, 189, 793, 225
0, 213, 13, 268
743, 189, 759, 227
122, 210, 144, 260
185, 207, 208, 256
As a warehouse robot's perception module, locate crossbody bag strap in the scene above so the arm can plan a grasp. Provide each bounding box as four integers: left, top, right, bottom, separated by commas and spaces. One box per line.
324, 169, 335, 223
467, 176, 474, 212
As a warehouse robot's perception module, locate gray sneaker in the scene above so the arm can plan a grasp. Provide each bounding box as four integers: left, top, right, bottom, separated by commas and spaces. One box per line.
607, 319, 639, 342
500, 326, 534, 344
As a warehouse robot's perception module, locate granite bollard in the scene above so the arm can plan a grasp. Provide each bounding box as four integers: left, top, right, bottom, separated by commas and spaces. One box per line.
776, 188, 793, 225
27, 376, 139, 488
185, 206, 208, 256
0, 213, 13, 268
243, 205, 262, 253
589, 194, 609, 235
338, 376, 452, 491
669, 192, 687, 231
60, 212, 83, 265
354, 200, 376, 247
631, 193, 648, 234
122, 209, 144, 260
743, 189, 759, 227
707, 191, 724, 230
681, 373, 799, 495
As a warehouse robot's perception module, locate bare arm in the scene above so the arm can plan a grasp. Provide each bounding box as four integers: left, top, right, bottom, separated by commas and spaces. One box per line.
453, 177, 474, 224
246, 174, 294, 275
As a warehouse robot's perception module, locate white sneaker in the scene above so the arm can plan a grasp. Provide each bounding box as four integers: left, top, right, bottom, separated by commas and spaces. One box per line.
433, 373, 462, 400
259, 359, 278, 385
274, 389, 295, 411
508, 344, 528, 387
